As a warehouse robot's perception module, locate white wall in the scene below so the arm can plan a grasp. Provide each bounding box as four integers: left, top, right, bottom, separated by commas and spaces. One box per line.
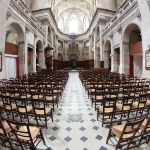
0, 0, 11, 79
137, 0, 150, 78
31, 0, 51, 11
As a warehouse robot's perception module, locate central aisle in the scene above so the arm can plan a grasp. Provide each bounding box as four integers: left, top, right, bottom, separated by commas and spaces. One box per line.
40, 72, 113, 150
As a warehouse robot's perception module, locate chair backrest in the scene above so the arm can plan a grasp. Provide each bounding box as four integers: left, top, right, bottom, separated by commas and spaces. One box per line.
14, 97, 32, 123
0, 119, 20, 150
102, 96, 117, 113
6, 119, 35, 149
31, 99, 48, 127
1, 95, 15, 110
119, 119, 144, 140
122, 95, 134, 108
141, 117, 150, 133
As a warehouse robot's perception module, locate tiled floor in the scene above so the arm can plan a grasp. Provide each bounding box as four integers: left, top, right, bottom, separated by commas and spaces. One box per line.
36, 72, 149, 150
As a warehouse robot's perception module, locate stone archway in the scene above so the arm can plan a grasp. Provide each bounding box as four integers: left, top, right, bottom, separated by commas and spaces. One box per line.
5, 22, 24, 78
69, 54, 78, 69
69, 54, 78, 61
0, 1, 11, 79
104, 40, 111, 70
58, 53, 63, 61
123, 23, 142, 77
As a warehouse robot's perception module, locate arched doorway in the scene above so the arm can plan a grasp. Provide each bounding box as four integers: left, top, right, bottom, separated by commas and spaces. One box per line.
58, 53, 63, 61
123, 24, 142, 77
5, 22, 24, 79
69, 54, 78, 69
104, 40, 111, 70
36, 40, 43, 71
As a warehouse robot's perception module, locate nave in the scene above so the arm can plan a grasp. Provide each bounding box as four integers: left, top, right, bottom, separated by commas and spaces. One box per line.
34, 71, 150, 150
38, 71, 112, 150
0, 71, 150, 150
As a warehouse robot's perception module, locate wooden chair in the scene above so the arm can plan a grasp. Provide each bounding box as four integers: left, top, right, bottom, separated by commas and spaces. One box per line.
14, 97, 33, 123
42, 87, 58, 110
0, 119, 16, 149
93, 87, 105, 110
116, 95, 134, 122
31, 99, 53, 128
0, 119, 16, 136
106, 118, 144, 150
132, 94, 148, 119
139, 117, 150, 145
6, 119, 46, 150
1, 95, 16, 120
97, 95, 117, 127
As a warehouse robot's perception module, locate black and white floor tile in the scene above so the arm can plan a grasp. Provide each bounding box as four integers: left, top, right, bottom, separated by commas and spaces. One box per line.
32, 72, 150, 150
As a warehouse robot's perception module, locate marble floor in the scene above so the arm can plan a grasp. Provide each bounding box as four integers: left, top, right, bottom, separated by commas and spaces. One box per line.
17, 72, 150, 150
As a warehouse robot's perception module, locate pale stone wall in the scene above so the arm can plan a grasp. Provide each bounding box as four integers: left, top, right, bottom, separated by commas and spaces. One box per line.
137, 0, 150, 78
31, 0, 51, 11
0, 0, 11, 78
102, 0, 117, 10
116, 0, 126, 9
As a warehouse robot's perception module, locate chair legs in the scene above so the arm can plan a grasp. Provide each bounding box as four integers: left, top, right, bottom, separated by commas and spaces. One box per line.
97, 108, 99, 121
40, 129, 46, 145
106, 129, 111, 144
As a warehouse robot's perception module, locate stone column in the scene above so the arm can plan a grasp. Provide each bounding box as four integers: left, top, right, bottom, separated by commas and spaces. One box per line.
18, 41, 25, 76
55, 37, 58, 60
93, 33, 96, 67
24, 27, 29, 75
118, 27, 124, 74
100, 25, 104, 68
33, 33, 37, 72
79, 41, 83, 61
110, 35, 115, 72
89, 37, 92, 59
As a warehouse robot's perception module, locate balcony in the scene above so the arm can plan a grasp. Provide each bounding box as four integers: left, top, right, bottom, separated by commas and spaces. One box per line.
102, 0, 137, 36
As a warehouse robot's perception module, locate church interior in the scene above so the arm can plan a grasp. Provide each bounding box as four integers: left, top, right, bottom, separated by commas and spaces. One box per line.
0, 0, 150, 149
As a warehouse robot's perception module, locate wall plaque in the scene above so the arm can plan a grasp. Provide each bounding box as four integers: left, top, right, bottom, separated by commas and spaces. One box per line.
145, 49, 150, 70
0, 52, 2, 72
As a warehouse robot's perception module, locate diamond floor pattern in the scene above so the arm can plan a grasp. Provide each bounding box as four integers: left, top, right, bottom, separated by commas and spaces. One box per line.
35, 72, 149, 150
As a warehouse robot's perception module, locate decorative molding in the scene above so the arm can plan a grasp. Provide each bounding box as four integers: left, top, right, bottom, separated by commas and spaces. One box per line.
99, 18, 107, 24
28, 43, 34, 49
6, 11, 11, 19
18, 41, 25, 45
110, 33, 113, 38
147, 0, 150, 10
34, 33, 37, 39
25, 25, 30, 32
117, 27, 122, 33
137, 12, 141, 20
113, 44, 120, 49
69, 34, 78, 40
40, 18, 49, 25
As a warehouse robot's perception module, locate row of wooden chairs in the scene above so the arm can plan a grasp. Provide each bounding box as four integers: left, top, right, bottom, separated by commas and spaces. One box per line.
0, 70, 69, 149
0, 93, 54, 129
90, 85, 149, 110
0, 118, 45, 150
106, 117, 150, 149
97, 93, 150, 126
79, 70, 150, 149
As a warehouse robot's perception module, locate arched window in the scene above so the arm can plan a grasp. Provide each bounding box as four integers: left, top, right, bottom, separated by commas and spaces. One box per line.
83, 16, 89, 32
58, 17, 64, 32
69, 14, 79, 34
